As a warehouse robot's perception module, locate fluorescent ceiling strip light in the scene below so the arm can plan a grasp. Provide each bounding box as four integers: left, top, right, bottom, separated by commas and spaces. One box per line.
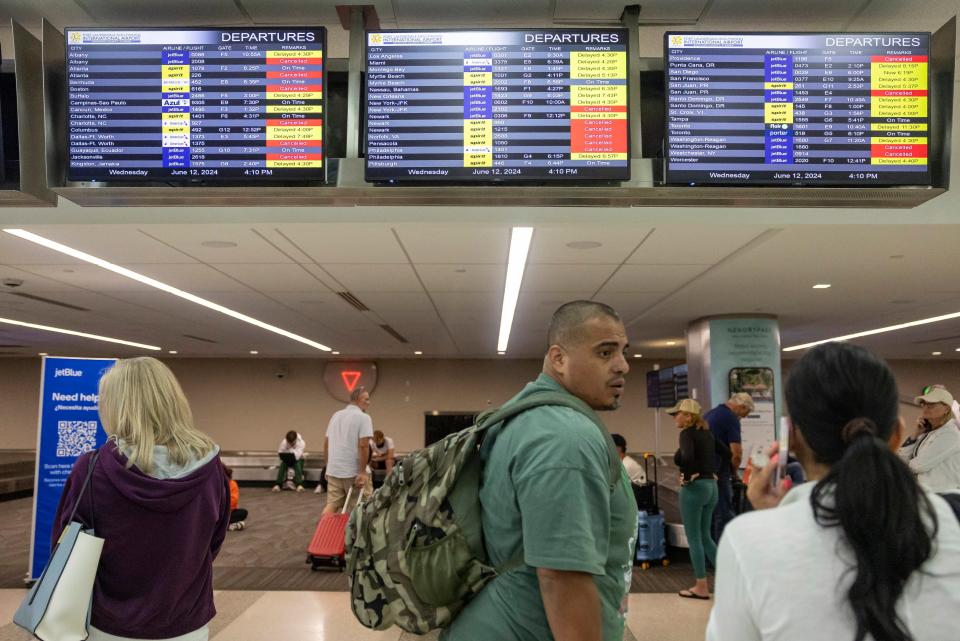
3, 229, 332, 352
0, 316, 161, 351
783, 310, 960, 352
497, 227, 534, 353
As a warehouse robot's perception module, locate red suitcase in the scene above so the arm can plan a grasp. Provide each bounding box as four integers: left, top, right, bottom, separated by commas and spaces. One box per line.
306, 486, 360, 571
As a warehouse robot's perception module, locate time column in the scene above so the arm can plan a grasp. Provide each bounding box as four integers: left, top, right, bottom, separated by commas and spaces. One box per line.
161, 50, 191, 169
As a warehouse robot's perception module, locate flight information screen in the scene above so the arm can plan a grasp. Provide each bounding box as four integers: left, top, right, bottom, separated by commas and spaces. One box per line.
664, 32, 931, 186
365, 29, 630, 182
66, 27, 325, 182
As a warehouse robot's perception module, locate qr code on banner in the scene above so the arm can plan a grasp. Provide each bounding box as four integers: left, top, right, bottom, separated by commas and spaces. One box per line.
57, 421, 98, 457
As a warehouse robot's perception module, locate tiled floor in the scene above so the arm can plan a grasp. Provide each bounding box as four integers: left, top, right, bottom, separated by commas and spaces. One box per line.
0, 589, 711, 641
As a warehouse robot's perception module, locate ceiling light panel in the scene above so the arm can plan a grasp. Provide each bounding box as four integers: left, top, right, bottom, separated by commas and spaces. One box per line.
4, 230, 333, 352
0, 316, 161, 351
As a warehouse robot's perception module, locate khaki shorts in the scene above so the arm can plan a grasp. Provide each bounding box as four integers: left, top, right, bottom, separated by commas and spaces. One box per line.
326, 475, 373, 512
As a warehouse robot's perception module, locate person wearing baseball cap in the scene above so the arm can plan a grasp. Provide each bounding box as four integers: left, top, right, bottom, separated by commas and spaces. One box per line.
898, 386, 960, 492
670, 398, 728, 600
703, 392, 755, 541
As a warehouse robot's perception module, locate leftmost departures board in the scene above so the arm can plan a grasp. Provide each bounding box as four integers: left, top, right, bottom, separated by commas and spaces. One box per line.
66, 27, 325, 183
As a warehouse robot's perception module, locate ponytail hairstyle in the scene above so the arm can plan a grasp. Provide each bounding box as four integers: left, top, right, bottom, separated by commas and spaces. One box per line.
786, 342, 937, 641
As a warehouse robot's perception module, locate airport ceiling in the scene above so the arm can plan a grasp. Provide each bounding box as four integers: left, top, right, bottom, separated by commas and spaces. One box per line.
0, 0, 959, 361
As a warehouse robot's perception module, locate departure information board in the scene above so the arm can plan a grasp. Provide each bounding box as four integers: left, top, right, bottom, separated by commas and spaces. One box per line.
365, 29, 630, 182
664, 32, 931, 186
66, 27, 325, 182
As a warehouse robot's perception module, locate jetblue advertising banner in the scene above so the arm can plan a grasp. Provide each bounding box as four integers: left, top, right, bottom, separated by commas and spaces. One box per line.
29, 356, 116, 580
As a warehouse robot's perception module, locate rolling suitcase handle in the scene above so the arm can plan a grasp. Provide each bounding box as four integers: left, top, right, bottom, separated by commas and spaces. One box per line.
642, 452, 659, 513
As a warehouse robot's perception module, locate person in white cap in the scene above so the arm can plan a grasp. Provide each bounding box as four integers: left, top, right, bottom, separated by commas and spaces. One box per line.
898, 386, 960, 492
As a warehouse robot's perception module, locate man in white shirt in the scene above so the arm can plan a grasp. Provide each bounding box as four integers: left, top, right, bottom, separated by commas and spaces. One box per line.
321, 387, 374, 514
369, 430, 396, 474
898, 386, 960, 492
272, 430, 306, 493
611, 433, 645, 484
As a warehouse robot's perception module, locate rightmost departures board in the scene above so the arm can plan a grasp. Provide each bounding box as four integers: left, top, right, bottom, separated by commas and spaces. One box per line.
664, 32, 931, 186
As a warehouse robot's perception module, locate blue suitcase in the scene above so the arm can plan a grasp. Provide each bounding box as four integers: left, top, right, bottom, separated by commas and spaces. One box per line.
635, 509, 668, 569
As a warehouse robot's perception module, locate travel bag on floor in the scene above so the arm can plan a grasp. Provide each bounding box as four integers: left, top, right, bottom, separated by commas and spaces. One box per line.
635, 509, 668, 569
632, 452, 660, 514
307, 486, 361, 571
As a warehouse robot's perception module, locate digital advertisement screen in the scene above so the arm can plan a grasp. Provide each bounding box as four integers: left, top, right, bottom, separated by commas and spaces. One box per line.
664, 32, 931, 186
365, 29, 630, 182
66, 27, 325, 182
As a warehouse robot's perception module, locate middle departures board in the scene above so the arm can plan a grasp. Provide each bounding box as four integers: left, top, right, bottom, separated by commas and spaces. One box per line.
365, 29, 630, 182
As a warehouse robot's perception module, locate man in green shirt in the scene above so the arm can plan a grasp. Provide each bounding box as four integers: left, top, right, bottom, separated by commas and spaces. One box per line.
443, 300, 638, 641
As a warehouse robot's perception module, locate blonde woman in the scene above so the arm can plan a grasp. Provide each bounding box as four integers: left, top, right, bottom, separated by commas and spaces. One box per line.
52, 357, 229, 641
670, 398, 724, 600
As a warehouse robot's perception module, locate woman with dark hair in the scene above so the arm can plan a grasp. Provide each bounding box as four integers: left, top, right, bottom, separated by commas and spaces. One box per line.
707, 343, 960, 641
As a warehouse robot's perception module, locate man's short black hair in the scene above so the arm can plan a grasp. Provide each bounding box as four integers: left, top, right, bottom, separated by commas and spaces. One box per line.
285, 430, 298, 443
547, 300, 621, 348
611, 433, 627, 451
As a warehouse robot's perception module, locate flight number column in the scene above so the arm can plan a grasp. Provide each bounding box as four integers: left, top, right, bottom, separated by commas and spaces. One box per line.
463, 52, 493, 168
161, 50, 191, 169
763, 54, 793, 164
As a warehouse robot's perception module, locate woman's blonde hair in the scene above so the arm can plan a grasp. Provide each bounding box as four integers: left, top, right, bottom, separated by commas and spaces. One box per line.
98, 357, 215, 474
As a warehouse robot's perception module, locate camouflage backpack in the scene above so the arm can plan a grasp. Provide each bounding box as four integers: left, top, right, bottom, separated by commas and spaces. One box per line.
345, 389, 622, 633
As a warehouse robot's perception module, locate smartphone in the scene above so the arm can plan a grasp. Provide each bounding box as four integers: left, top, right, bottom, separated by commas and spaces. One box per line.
773, 417, 790, 488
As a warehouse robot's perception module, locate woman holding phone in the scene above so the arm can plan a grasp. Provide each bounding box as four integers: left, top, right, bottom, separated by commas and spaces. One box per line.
707, 343, 960, 641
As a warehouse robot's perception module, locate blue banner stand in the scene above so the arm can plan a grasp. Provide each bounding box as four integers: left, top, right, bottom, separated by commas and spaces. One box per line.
28, 356, 116, 581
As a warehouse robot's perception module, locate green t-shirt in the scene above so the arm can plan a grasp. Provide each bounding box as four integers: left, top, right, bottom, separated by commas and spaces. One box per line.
442, 374, 639, 641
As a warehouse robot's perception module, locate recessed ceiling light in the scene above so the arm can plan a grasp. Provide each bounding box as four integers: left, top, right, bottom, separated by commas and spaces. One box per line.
3, 229, 332, 352
332, 351, 340, 355
0, 316, 161, 351
38, 352, 47, 356
932, 351, 942, 356
634, 354, 642, 358
414, 351, 423, 355
566, 241, 602, 250
498, 351, 505, 355
200, 240, 238, 249
168, 350, 178, 354
667, 341, 677, 346
784, 309, 960, 352
812, 284, 831, 289
955, 348, 960, 352
249, 350, 259, 355
498, 227, 534, 353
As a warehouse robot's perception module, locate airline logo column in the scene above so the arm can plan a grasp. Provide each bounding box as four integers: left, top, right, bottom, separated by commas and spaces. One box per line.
763, 54, 793, 164
870, 55, 927, 167
265, 49, 323, 170
569, 51, 627, 163
161, 51, 191, 169
463, 52, 493, 167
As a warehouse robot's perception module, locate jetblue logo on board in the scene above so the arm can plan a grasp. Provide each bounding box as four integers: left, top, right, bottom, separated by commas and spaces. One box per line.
54, 368, 83, 378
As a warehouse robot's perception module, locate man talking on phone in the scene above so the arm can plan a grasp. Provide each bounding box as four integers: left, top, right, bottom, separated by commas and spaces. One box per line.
442, 301, 637, 641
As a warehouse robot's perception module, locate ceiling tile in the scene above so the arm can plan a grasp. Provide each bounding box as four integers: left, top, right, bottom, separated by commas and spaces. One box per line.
140, 226, 292, 264
598, 264, 709, 293
527, 227, 652, 264
273, 224, 407, 263
322, 264, 423, 292
627, 227, 767, 265
521, 264, 617, 293
395, 225, 511, 264
212, 263, 331, 293
417, 264, 505, 293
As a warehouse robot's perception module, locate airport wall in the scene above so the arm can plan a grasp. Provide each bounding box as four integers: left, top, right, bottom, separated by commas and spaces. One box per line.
0, 357, 957, 455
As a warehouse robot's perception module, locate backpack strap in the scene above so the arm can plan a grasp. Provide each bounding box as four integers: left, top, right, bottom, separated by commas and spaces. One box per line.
940, 493, 960, 524
478, 389, 625, 577
478, 389, 622, 490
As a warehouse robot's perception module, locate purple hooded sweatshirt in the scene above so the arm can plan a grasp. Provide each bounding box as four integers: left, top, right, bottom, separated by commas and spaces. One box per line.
52, 440, 230, 639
